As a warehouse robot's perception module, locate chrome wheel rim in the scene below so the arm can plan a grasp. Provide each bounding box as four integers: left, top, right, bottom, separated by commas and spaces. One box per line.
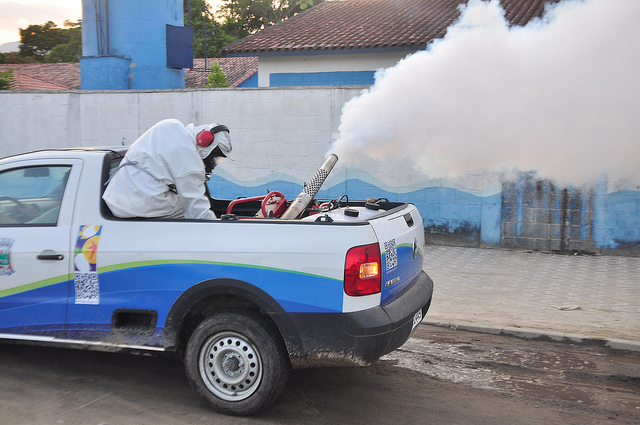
198, 331, 263, 401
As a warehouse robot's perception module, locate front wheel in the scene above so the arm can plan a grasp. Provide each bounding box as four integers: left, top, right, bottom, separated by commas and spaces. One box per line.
184, 311, 290, 416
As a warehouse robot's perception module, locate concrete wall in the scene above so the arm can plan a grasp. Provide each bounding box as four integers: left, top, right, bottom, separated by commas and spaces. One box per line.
0, 88, 638, 255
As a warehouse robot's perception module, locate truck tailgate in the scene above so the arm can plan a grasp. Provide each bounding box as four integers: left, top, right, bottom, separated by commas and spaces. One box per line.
368, 204, 425, 305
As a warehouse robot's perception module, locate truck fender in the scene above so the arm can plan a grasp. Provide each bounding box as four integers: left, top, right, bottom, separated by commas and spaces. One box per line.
163, 278, 302, 355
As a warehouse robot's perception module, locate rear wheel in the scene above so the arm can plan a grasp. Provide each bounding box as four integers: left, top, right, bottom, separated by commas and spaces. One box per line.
184, 311, 290, 416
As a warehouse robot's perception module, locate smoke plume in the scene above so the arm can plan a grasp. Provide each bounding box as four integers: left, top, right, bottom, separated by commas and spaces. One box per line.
331, 0, 640, 185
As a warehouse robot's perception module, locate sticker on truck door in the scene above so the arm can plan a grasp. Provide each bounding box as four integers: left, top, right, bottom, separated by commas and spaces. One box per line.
74, 225, 102, 305
0, 238, 14, 276
384, 239, 398, 270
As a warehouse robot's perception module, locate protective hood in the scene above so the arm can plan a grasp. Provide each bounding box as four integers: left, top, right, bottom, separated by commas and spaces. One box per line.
186, 122, 234, 160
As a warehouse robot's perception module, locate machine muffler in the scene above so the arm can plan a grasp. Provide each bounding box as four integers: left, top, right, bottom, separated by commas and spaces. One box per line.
281, 154, 338, 219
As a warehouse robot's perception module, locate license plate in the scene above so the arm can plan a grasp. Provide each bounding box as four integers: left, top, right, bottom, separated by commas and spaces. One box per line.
411, 309, 423, 331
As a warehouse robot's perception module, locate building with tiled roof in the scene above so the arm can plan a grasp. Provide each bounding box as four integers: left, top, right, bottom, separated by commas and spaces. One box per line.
0, 58, 257, 91
0, 63, 81, 90
8, 70, 74, 90
222, 0, 559, 87
185, 57, 258, 88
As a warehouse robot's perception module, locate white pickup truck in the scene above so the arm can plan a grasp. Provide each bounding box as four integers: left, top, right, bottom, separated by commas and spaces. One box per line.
0, 147, 433, 416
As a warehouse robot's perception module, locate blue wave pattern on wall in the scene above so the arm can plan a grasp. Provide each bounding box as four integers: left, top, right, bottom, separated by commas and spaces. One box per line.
208, 171, 503, 246
209, 168, 640, 253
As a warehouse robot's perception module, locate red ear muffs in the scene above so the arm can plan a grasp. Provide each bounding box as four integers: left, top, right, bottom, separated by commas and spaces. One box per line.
196, 125, 229, 148
196, 130, 215, 147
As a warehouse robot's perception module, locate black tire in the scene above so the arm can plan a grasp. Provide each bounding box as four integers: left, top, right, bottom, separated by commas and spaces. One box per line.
184, 311, 290, 416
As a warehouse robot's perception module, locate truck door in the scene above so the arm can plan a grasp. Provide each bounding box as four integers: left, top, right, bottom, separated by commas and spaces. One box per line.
0, 160, 81, 337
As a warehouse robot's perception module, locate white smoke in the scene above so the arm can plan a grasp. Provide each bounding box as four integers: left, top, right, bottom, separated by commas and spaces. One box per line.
331, 0, 640, 185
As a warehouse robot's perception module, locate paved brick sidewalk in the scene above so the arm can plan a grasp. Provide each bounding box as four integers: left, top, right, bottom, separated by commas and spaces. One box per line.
422, 245, 640, 350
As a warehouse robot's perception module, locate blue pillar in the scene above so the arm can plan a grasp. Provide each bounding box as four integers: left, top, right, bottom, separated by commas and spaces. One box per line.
80, 0, 185, 90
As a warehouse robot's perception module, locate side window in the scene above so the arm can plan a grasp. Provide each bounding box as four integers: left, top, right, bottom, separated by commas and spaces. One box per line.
0, 165, 72, 226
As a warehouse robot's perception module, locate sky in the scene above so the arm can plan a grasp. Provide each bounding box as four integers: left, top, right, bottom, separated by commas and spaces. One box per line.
0, 0, 224, 47
0, 1, 81, 46
331, 0, 640, 186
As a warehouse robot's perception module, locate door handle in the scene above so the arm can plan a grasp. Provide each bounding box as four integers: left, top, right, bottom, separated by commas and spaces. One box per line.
37, 253, 64, 261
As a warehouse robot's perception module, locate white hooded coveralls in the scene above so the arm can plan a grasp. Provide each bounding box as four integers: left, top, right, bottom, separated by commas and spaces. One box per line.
103, 119, 230, 220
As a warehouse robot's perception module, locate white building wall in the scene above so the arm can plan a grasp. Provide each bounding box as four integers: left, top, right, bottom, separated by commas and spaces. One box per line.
257, 52, 413, 87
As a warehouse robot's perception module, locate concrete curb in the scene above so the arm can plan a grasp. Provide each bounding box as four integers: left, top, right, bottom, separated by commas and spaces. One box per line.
424, 320, 640, 353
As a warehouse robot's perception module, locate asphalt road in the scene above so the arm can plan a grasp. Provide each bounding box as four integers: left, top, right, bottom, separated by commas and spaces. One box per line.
1, 325, 639, 425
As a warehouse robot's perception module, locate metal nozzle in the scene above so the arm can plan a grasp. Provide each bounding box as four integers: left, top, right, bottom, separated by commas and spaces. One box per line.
281, 154, 338, 220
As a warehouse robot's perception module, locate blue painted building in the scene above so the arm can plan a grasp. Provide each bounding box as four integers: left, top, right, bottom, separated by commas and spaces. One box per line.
80, 0, 189, 90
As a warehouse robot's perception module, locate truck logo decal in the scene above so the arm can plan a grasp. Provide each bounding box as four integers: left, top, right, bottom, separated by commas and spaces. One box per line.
384, 239, 398, 270
0, 238, 14, 276
384, 276, 400, 287
74, 225, 102, 305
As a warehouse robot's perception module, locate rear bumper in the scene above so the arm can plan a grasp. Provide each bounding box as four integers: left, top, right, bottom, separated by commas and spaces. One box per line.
281, 271, 434, 367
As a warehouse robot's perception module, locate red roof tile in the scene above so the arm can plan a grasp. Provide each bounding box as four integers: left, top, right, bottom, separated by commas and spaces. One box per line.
0, 63, 80, 90
9, 70, 73, 90
185, 57, 258, 88
223, 0, 559, 55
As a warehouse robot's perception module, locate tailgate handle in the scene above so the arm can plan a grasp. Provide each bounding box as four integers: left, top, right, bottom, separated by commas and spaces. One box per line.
403, 213, 414, 227
37, 253, 64, 261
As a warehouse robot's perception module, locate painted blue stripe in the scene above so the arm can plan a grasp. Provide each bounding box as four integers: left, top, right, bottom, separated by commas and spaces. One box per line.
1, 262, 344, 341
270, 71, 376, 86
0, 282, 67, 334
64, 263, 343, 329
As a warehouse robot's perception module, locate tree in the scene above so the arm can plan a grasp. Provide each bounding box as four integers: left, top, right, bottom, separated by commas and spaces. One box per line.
19, 20, 81, 62
1, 52, 38, 64
44, 21, 82, 63
203, 60, 229, 87
0, 68, 14, 90
184, 0, 323, 59
184, 0, 237, 58
219, 0, 323, 34
19, 21, 67, 60
219, 16, 250, 42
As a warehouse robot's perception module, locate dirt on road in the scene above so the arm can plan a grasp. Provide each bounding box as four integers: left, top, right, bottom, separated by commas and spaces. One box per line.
1, 325, 639, 425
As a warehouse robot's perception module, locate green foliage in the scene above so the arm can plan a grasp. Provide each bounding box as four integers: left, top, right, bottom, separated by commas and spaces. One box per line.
297, 0, 316, 10
219, 0, 324, 34
0, 52, 5, 64
184, 0, 324, 59
0, 68, 14, 90
203, 60, 229, 88
44, 21, 81, 63
219, 16, 250, 41
1, 52, 38, 64
185, 0, 237, 58
19, 20, 81, 62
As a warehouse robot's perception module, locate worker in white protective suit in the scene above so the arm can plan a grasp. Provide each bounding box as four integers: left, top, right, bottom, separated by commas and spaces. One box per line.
102, 119, 233, 219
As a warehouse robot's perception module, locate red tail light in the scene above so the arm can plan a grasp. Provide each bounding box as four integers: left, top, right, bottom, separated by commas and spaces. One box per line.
344, 243, 381, 296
